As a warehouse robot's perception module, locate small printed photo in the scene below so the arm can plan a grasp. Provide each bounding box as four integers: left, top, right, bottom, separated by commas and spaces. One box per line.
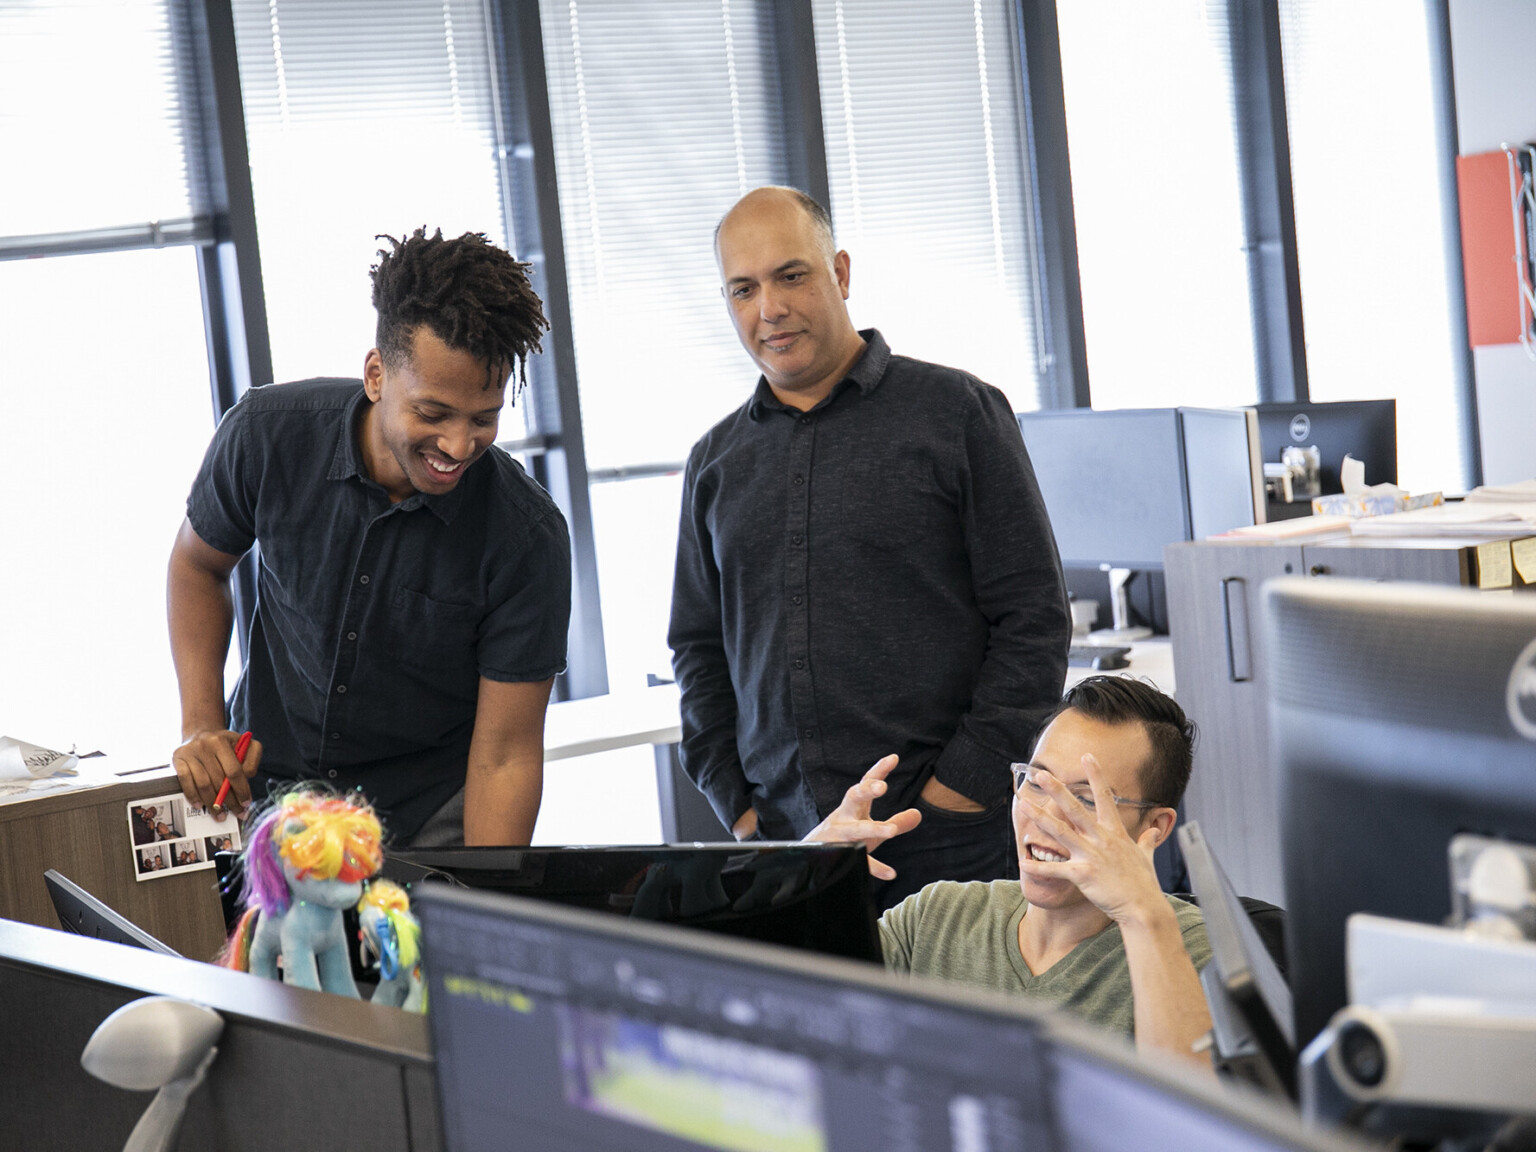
130, 793, 242, 882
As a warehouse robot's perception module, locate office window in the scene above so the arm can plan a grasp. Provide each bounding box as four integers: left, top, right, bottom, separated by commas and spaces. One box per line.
0, 248, 215, 755
0, 0, 192, 236
230, 0, 525, 443
1279, 1, 1465, 493
540, 0, 786, 689
1057, 0, 1258, 411
811, 0, 1043, 413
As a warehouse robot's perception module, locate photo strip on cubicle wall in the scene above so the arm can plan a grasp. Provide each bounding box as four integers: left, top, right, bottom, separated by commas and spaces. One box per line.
128, 794, 241, 881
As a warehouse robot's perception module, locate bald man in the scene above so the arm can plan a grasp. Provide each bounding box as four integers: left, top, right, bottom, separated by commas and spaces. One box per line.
669, 187, 1071, 910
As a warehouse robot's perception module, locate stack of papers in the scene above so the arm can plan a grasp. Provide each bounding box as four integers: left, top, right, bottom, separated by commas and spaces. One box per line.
1350, 501, 1536, 538
1465, 479, 1536, 503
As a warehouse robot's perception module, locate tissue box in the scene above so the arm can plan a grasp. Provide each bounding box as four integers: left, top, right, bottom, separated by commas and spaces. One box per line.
1311, 490, 1443, 518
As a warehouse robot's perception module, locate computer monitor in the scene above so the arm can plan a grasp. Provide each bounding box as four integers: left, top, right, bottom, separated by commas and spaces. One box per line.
384, 842, 881, 963
1265, 577, 1536, 1049
417, 886, 1371, 1152
1019, 408, 1190, 571
1179, 821, 1295, 1098
1250, 400, 1397, 499
44, 869, 181, 957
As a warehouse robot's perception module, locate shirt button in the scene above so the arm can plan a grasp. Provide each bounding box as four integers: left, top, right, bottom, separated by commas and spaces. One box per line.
793, 475, 804, 486
336, 684, 347, 694
330, 732, 340, 740
791, 594, 802, 605
793, 658, 805, 670
359, 575, 370, 585
802, 728, 815, 739
327, 770, 338, 779
347, 631, 357, 641
799, 416, 811, 426
791, 534, 803, 546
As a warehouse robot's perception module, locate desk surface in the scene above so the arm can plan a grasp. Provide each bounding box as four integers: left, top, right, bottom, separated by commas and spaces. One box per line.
1065, 637, 1176, 698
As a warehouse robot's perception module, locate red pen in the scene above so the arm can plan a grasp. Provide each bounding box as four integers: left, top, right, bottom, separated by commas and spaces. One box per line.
212, 731, 252, 812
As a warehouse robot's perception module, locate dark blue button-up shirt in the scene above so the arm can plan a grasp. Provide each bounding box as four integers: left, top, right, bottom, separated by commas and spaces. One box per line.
187, 379, 570, 841
669, 331, 1070, 839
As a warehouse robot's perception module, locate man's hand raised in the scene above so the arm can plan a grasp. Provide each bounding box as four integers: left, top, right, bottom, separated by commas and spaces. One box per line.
803, 755, 922, 880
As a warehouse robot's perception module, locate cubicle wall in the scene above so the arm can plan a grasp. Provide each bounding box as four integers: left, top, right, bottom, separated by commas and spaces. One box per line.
0, 919, 438, 1151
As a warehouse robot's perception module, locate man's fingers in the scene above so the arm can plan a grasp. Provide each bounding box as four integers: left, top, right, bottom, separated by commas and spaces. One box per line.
866, 857, 897, 881
887, 807, 922, 836
1081, 753, 1116, 826
861, 754, 899, 783
1031, 770, 1092, 831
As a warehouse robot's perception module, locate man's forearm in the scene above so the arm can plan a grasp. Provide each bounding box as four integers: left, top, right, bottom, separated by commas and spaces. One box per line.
463, 752, 542, 845
1120, 904, 1215, 1070
168, 552, 236, 736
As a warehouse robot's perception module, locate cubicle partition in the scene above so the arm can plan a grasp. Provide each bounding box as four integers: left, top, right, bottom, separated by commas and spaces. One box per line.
0, 918, 438, 1151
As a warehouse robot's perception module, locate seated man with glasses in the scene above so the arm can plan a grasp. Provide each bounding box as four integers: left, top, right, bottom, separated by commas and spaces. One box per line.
807, 675, 1212, 1068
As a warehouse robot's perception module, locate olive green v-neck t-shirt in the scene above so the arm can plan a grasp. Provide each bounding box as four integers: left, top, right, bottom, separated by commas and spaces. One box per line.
878, 879, 1211, 1039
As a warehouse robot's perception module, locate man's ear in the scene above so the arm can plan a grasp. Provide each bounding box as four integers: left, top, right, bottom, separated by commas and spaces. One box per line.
834, 249, 852, 298
363, 349, 386, 401
1145, 807, 1177, 849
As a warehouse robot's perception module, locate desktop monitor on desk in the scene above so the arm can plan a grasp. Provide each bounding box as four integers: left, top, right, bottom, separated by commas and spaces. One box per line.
1019, 406, 1263, 635
384, 842, 882, 964
1251, 400, 1397, 518
417, 885, 1373, 1152
1265, 577, 1536, 1049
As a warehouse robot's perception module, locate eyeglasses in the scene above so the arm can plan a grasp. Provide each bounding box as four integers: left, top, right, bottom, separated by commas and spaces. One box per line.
1009, 763, 1160, 813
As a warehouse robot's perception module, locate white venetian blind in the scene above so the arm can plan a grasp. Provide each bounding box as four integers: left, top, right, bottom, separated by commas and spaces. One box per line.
538, 0, 787, 471
811, 0, 1043, 413
1057, 0, 1258, 411
1278, 0, 1465, 494
230, 0, 516, 434
0, 0, 192, 236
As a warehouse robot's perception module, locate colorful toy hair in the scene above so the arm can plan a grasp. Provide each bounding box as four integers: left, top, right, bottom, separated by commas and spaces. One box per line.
358, 879, 421, 976
217, 907, 259, 971
238, 790, 384, 917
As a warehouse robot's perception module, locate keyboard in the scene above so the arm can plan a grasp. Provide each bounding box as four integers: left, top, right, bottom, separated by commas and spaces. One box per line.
1068, 644, 1131, 671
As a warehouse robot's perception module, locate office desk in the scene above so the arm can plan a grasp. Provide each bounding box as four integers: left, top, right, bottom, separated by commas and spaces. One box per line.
1065, 637, 1176, 697
0, 694, 690, 959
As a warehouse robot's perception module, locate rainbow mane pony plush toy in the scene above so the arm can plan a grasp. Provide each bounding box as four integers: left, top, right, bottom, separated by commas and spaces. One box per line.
357, 878, 425, 1012
219, 790, 384, 997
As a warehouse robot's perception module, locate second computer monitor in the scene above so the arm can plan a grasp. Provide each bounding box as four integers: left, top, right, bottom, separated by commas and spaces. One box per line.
1266, 577, 1536, 1048
1018, 406, 1262, 571
1251, 400, 1397, 493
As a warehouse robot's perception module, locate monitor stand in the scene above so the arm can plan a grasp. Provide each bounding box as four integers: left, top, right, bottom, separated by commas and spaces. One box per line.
1088, 566, 1153, 643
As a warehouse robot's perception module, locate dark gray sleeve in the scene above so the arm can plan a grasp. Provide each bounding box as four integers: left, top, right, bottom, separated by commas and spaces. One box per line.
667, 448, 754, 833
185, 398, 258, 557
479, 506, 572, 683
931, 385, 1071, 806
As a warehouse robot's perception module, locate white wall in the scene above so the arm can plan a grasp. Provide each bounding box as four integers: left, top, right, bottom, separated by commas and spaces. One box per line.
1449, 0, 1536, 484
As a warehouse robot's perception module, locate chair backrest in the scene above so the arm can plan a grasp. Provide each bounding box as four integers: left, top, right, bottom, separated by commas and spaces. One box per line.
1174, 891, 1289, 983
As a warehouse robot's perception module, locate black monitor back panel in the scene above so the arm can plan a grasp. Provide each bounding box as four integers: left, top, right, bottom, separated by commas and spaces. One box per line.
385, 842, 882, 964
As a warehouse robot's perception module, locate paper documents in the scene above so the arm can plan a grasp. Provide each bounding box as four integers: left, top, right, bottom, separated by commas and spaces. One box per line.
0, 736, 79, 782
1465, 479, 1536, 503
1350, 500, 1536, 538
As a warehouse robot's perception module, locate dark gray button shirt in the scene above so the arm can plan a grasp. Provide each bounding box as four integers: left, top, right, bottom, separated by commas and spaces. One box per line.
669, 331, 1070, 839
187, 379, 571, 841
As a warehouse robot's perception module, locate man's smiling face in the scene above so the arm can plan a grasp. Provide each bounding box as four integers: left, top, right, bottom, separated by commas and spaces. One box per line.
715, 189, 862, 407
1013, 708, 1156, 911
361, 326, 505, 502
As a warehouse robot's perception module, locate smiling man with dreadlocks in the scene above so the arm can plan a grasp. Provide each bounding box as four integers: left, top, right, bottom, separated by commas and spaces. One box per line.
168, 228, 572, 847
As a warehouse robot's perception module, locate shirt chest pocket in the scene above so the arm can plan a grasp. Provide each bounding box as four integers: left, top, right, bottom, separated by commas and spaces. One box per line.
835, 455, 948, 551
382, 586, 482, 673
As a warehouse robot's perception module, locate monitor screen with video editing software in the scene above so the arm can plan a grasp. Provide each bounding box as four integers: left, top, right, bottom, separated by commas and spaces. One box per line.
417, 887, 1371, 1152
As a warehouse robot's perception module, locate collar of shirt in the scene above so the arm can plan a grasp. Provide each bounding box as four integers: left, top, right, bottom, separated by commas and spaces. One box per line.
747, 328, 891, 421
324, 384, 468, 524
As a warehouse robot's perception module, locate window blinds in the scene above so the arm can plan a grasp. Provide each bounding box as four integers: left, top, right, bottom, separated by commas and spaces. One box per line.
811, 0, 1043, 413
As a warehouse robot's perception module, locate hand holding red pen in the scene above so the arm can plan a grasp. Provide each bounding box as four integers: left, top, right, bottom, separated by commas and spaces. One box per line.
171, 728, 262, 819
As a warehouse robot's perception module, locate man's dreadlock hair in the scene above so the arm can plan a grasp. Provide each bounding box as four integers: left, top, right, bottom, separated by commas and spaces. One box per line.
370, 228, 549, 396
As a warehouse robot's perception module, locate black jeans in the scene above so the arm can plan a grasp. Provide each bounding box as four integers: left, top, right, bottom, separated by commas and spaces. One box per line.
867, 797, 1015, 913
